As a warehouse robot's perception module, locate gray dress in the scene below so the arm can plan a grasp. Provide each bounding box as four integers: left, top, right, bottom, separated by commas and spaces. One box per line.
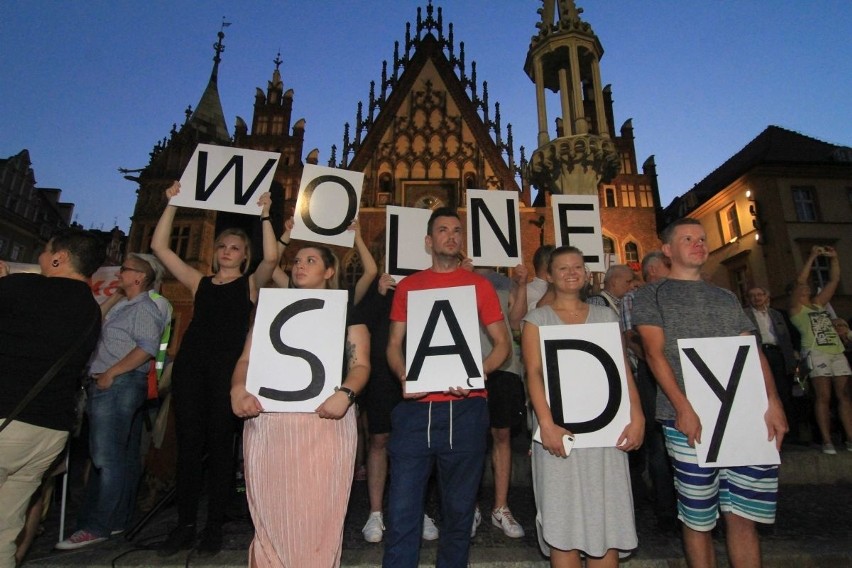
524, 304, 638, 558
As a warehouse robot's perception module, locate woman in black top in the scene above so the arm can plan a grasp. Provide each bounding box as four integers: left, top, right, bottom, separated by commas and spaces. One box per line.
151, 181, 278, 556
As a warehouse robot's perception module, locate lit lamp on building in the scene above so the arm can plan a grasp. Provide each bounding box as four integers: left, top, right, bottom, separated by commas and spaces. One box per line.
745, 189, 766, 245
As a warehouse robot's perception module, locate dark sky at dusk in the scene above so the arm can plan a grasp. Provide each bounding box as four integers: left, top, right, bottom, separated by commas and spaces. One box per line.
2, 1, 850, 231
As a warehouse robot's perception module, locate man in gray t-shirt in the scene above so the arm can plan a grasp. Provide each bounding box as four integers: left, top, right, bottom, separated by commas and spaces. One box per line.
632, 218, 787, 568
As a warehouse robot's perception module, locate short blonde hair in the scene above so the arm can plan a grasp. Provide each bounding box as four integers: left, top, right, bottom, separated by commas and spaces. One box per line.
212, 228, 252, 274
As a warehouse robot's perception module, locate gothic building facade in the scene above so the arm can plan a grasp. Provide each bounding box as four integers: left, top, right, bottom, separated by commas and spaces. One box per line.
126, 1, 662, 351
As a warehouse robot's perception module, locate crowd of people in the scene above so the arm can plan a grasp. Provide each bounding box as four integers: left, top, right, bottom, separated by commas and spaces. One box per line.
1, 184, 851, 568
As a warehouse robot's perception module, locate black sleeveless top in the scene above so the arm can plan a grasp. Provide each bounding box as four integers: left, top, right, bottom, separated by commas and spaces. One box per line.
179, 275, 253, 355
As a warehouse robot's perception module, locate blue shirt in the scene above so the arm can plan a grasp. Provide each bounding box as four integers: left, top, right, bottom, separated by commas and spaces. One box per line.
88, 293, 166, 374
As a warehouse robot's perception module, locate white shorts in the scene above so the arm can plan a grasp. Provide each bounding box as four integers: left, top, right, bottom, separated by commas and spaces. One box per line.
808, 350, 852, 378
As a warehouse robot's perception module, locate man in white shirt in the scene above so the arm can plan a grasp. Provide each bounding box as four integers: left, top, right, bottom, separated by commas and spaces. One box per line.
746, 286, 797, 436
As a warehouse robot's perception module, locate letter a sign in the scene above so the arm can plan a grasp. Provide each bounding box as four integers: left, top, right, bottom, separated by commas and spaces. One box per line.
679, 336, 780, 467
405, 285, 485, 393
174, 144, 280, 215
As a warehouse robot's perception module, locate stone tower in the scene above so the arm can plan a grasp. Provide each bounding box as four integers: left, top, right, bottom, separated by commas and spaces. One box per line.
524, 0, 620, 200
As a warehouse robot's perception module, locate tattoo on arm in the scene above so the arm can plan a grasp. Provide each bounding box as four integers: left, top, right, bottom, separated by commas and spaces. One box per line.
345, 338, 357, 372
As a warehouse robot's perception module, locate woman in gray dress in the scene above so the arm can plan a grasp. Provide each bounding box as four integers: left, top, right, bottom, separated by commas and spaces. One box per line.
522, 246, 644, 568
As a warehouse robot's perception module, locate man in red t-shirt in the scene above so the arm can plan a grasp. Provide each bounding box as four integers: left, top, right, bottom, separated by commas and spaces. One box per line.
383, 208, 510, 568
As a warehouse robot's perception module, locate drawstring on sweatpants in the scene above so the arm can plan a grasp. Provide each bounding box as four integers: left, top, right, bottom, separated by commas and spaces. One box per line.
427, 401, 433, 448
425, 400, 455, 449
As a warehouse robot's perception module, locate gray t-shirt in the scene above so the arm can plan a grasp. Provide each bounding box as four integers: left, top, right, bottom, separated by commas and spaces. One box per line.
631, 278, 755, 420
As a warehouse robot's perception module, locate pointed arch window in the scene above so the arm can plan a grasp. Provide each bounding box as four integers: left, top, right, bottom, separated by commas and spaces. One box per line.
624, 241, 639, 263
602, 236, 615, 255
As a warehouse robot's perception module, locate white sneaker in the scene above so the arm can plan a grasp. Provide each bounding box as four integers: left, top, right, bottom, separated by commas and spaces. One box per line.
470, 506, 482, 538
362, 511, 385, 543
822, 443, 837, 455
55, 529, 107, 550
491, 506, 525, 538
422, 514, 439, 541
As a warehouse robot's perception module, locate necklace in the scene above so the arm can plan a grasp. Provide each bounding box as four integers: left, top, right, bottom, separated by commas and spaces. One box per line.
213, 274, 239, 285
555, 302, 587, 318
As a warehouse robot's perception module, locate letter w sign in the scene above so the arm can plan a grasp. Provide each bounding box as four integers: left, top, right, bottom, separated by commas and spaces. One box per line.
174, 144, 280, 215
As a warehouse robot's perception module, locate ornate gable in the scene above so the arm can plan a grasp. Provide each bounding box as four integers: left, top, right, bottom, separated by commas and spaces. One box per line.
335, 4, 519, 210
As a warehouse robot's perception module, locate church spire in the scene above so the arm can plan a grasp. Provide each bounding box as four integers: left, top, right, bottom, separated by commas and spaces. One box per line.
187, 22, 231, 143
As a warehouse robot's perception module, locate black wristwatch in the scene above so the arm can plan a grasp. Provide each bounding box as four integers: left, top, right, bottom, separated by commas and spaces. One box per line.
335, 386, 356, 404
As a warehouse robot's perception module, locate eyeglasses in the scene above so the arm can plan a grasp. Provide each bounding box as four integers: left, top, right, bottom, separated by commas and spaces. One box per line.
119, 265, 145, 274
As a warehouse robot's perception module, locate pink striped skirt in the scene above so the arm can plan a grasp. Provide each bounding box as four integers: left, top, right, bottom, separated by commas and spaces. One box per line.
243, 410, 357, 568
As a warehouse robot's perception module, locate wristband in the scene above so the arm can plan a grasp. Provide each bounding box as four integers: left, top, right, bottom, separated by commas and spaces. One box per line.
278, 236, 290, 246
260, 216, 271, 222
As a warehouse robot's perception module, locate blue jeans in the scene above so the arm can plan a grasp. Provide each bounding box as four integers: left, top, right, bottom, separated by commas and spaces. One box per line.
78, 370, 147, 537
383, 397, 488, 568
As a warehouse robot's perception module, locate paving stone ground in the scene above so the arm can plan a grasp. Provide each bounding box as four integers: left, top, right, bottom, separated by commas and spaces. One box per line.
17, 436, 852, 567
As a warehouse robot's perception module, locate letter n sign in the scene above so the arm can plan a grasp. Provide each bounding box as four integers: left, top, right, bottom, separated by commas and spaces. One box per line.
174, 144, 280, 215
550, 194, 605, 272
290, 164, 364, 248
466, 189, 521, 268
678, 336, 780, 467
246, 288, 348, 412
537, 322, 630, 448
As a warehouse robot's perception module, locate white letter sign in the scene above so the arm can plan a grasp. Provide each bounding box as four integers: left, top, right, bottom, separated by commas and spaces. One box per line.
174, 144, 280, 215
466, 189, 521, 268
679, 335, 780, 467
385, 206, 432, 281
405, 285, 485, 393
290, 164, 364, 247
534, 322, 631, 448
246, 288, 348, 413
551, 194, 605, 272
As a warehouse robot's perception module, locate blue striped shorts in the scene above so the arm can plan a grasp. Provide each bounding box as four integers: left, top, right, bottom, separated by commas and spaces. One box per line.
661, 421, 778, 531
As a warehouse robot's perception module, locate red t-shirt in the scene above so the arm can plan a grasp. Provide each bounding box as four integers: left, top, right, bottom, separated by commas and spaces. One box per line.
390, 268, 504, 402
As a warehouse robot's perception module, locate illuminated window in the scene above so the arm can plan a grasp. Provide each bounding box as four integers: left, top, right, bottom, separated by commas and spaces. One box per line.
604, 186, 616, 208
719, 203, 741, 242
602, 236, 614, 255
638, 184, 653, 207
620, 185, 637, 207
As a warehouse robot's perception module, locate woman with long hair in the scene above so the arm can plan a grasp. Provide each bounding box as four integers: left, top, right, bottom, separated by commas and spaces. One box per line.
56, 253, 168, 549
151, 181, 278, 556
231, 245, 370, 568
522, 246, 644, 568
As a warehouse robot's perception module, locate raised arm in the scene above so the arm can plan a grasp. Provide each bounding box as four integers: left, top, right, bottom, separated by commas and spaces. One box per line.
507, 264, 529, 332
813, 246, 840, 307
350, 219, 378, 305
150, 181, 203, 294
249, 192, 278, 297
271, 217, 294, 288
